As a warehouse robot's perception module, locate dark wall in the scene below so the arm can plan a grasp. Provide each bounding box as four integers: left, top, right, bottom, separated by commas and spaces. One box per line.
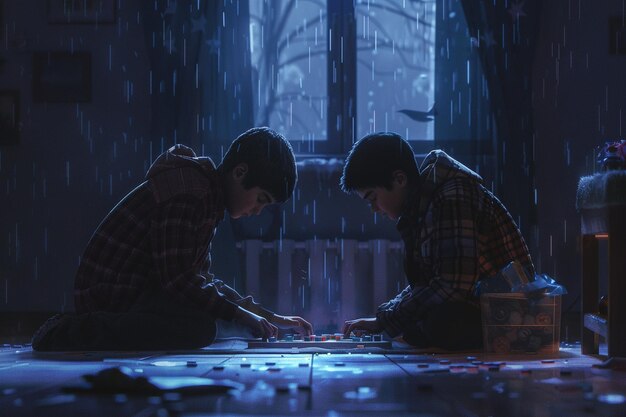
1, 1, 152, 311
533, 0, 626, 310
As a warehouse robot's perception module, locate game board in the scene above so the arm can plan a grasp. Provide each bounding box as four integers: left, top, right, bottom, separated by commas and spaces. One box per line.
247, 334, 392, 349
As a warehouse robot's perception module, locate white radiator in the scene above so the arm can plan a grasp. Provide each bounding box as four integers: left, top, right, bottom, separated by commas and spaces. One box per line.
237, 239, 404, 333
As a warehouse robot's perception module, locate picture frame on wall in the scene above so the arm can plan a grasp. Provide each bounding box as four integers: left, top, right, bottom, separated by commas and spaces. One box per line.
47, 0, 116, 24
0, 90, 20, 145
32, 52, 92, 103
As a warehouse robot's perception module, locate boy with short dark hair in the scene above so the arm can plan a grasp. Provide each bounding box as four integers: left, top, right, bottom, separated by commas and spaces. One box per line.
340, 132, 534, 350
33, 127, 312, 351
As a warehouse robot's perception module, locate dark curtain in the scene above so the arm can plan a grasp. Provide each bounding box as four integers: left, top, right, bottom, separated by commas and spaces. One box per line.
141, 0, 254, 158
141, 0, 255, 287
459, 0, 543, 245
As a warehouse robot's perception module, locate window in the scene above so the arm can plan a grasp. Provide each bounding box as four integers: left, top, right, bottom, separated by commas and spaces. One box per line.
249, 1, 328, 153
355, 1, 436, 142
250, 0, 437, 155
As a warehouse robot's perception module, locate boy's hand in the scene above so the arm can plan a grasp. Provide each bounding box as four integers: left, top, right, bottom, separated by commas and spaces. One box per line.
342, 317, 383, 338
271, 315, 313, 336
233, 307, 278, 339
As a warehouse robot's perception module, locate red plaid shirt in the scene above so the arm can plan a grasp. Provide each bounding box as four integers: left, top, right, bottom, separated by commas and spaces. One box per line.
74, 145, 239, 321
376, 150, 534, 337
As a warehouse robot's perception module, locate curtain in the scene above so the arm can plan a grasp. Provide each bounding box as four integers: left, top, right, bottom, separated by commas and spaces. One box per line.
459, 0, 543, 242
141, 0, 253, 159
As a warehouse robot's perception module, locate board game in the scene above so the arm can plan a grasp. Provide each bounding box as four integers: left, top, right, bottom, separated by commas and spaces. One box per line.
247, 334, 392, 349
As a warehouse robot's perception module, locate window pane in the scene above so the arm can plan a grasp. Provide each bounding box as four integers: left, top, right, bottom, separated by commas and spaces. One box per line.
249, 1, 328, 150
356, 0, 436, 141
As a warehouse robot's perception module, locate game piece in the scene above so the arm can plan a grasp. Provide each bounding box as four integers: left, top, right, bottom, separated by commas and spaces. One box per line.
265, 361, 276, 366
213, 366, 224, 371
240, 363, 251, 368
268, 337, 277, 342
186, 361, 197, 367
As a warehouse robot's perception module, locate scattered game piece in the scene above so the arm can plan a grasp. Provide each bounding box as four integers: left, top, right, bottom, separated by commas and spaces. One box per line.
268, 337, 277, 343
268, 367, 282, 372
265, 362, 276, 366
417, 363, 429, 368
335, 362, 345, 367
298, 363, 309, 367
240, 363, 251, 368
186, 361, 197, 368
213, 366, 224, 371
541, 359, 555, 364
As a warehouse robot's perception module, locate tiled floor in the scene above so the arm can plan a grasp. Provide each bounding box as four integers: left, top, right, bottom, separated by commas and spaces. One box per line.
1, 340, 625, 416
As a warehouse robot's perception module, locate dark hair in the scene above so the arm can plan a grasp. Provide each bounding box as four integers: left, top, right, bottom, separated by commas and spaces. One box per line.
340, 132, 419, 192
220, 127, 297, 203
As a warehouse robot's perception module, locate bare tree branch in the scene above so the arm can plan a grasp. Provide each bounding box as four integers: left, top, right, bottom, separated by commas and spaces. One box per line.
277, 14, 326, 55
357, 1, 434, 30
357, 57, 429, 75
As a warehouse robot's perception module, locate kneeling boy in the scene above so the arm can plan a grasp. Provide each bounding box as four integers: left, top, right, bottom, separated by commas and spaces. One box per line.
340, 132, 533, 350
33, 127, 312, 351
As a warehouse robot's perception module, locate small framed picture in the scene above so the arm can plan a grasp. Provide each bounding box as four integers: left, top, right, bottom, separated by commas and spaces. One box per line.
47, 0, 116, 24
32, 52, 92, 103
0, 90, 19, 145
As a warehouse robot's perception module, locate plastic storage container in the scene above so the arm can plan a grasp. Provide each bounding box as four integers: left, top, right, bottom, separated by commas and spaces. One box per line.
480, 293, 561, 354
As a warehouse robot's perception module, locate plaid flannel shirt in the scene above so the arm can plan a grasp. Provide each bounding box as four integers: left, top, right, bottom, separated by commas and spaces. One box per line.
74, 145, 239, 321
376, 150, 534, 337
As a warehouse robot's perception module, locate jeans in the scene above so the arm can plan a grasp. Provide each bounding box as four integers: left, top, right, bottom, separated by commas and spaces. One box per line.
32, 287, 217, 351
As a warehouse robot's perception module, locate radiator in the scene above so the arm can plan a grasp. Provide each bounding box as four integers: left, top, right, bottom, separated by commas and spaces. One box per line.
237, 239, 404, 333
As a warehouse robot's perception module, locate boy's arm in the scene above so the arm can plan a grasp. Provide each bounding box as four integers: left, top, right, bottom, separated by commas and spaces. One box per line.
212, 282, 313, 335
376, 190, 479, 337
376, 285, 412, 312
199, 259, 312, 334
